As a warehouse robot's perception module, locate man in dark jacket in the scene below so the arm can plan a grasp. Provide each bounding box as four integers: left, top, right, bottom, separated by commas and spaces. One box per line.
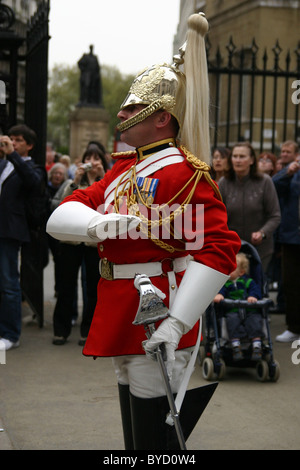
0, 124, 44, 350
273, 149, 300, 342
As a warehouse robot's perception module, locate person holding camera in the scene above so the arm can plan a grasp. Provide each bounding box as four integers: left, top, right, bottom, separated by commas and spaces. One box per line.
65, 149, 106, 195
52, 147, 108, 345
0, 125, 44, 350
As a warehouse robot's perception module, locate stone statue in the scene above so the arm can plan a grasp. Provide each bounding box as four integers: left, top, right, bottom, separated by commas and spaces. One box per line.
78, 45, 103, 107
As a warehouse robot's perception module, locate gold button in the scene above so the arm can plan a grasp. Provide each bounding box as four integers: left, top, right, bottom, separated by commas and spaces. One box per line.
99, 244, 104, 252
171, 284, 176, 290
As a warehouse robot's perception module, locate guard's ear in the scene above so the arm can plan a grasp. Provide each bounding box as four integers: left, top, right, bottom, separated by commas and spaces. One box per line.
155, 110, 172, 128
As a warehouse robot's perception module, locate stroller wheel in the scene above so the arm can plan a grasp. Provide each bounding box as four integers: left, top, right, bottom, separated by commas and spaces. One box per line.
202, 357, 214, 381
269, 360, 280, 382
256, 360, 269, 382
197, 345, 206, 366
216, 359, 226, 380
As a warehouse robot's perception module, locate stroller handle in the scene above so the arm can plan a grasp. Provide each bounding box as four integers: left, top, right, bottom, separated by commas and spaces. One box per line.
219, 298, 273, 309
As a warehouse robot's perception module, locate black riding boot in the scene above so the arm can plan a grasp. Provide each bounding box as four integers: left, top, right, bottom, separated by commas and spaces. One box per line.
117, 383, 134, 450
129, 383, 218, 450
129, 392, 181, 450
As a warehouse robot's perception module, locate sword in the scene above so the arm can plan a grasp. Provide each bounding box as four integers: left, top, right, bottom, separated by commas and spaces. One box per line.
133, 274, 187, 450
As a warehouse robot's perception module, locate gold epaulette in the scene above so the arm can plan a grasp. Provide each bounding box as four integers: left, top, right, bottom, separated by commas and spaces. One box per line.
180, 145, 222, 201
181, 145, 210, 172
111, 150, 137, 160
180, 145, 210, 172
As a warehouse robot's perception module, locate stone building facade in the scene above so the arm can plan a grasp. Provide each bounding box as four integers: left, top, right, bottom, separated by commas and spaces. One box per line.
173, 0, 300, 150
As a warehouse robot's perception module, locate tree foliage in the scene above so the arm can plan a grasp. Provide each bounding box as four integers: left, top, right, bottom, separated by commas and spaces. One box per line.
47, 63, 134, 153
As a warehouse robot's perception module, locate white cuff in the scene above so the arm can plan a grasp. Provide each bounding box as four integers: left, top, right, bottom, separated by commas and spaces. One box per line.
46, 201, 102, 242
170, 261, 228, 332
46, 201, 141, 242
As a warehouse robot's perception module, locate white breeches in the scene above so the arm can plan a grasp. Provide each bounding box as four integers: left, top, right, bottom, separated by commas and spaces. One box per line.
112, 350, 191, 399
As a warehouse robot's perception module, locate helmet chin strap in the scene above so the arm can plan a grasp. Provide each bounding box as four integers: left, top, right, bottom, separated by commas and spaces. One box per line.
116, 100, 164, 133
117, 92, 177, 133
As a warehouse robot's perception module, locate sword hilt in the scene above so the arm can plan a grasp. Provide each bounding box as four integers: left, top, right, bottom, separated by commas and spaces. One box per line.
142, 323, 167, 362
133, 274, 169, 326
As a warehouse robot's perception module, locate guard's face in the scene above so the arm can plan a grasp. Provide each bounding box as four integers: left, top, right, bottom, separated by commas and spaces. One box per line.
117, 104, 142, 120
117, 104, 157, 149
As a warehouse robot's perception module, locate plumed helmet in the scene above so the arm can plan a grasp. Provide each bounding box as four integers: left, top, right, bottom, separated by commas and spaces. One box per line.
118, 63, 186, 132
117, 13, 211, 164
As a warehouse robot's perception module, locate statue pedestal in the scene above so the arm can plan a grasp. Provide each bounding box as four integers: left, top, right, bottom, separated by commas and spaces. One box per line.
69, 106, 110, 160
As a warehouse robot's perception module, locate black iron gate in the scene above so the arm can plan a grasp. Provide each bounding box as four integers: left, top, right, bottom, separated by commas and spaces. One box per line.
0, 2, 23, 133
0, 2, 49, 327
20, 0, 50, 327
207, 37, 300, 153
24, 0, 50, 164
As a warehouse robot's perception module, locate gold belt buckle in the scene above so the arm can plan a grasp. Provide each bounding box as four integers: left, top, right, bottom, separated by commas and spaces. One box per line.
101, 258, 114, 280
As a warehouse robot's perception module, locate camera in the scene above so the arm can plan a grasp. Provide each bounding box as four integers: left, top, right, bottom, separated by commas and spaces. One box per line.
82, 162, 92, 172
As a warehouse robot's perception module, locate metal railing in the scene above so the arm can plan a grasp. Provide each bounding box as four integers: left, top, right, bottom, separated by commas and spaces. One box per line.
207, 37, 300, 153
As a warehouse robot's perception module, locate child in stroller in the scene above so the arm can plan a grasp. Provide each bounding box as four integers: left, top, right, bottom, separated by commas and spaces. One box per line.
214, 252, 263, 361
201, 241, 280, 382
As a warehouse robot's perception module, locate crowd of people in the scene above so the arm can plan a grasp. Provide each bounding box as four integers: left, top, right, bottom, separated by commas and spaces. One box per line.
211, 140, 300, 344
46, 140, 109, 346
0, 126, 111, 350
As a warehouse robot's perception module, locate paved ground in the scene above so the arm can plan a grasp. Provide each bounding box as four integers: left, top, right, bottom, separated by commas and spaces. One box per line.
1, 260, 300, 451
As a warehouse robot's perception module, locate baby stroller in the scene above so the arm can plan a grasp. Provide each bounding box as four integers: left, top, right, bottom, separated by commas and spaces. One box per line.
200, 241, 280, 382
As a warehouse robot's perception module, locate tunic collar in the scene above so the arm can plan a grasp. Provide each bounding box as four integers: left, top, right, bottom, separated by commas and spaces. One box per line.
136, 138, 177, 161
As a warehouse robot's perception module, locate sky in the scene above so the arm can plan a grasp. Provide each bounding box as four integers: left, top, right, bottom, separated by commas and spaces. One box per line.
48, 0, 181, 76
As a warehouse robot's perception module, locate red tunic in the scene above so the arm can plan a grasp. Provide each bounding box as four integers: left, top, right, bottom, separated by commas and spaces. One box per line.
62, 146, 241, 357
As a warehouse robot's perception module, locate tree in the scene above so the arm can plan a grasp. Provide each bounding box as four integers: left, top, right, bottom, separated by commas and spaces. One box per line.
101, 65, 135, 141
47, 63, 134, 153
47, 64, 79, 153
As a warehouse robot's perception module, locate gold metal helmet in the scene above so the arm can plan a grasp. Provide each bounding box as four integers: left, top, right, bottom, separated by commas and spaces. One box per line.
117, 63, 186, 133
117, 13, 211, 164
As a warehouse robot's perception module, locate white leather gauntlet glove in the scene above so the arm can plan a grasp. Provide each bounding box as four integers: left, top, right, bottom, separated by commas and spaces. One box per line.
87, 212, 140, 241
143, 317, 185, 380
